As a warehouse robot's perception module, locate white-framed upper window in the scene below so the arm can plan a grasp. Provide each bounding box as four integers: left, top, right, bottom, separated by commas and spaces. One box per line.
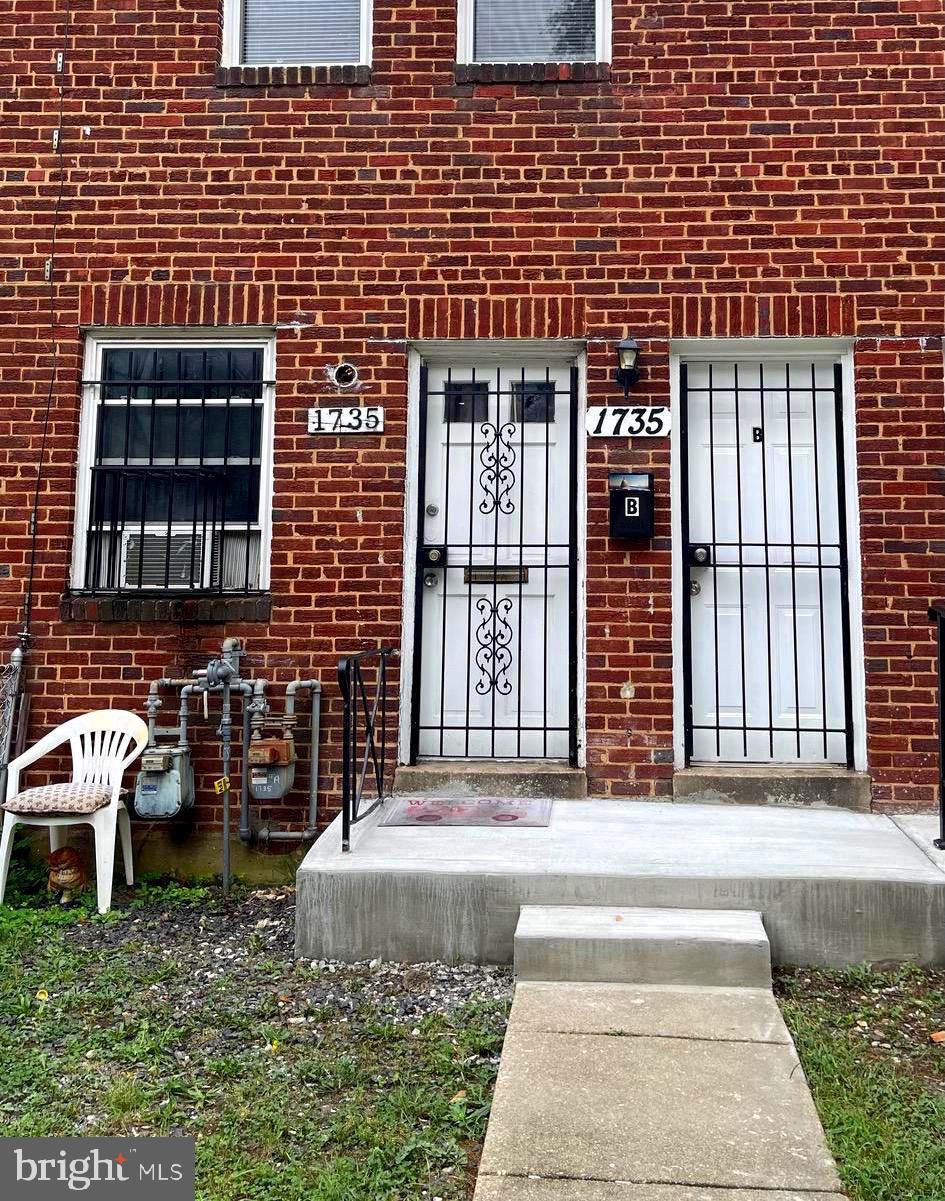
221, 0, 373, 68
457, 0, 611, 64
73, 331, 276, 595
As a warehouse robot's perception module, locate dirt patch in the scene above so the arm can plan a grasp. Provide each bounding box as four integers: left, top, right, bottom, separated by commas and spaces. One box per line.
776, 965, 945, 1094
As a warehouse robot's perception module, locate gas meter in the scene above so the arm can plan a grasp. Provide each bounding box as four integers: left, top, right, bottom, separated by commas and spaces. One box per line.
248, 737, 296, 801
134, 745, 195, 819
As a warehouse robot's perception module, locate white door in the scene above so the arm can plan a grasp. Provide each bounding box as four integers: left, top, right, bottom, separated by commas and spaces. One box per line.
414, 357, 576, 760
684, 358, 852, 764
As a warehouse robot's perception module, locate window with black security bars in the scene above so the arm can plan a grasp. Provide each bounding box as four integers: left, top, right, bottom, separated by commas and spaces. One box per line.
79, 346, 270, 595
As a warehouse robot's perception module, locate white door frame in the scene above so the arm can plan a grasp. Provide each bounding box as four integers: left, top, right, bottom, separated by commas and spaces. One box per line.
398, 340, 588, 766
669, 338, 867, 771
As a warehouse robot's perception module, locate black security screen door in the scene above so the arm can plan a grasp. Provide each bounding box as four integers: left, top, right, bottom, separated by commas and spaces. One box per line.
680, 359, 855, 766
411, 358, 579, 763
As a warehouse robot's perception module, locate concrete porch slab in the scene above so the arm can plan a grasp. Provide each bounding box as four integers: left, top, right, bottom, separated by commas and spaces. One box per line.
477, 1030, 841, 1192
892, 814, 945, 870
295, 799, 945, 966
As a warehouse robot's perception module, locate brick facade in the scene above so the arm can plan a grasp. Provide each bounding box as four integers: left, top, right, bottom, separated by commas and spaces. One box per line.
1, 0, 943, 833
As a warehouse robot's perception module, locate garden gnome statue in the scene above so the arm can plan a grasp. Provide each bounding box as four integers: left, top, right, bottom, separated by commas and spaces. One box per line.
47, 847, 87, 903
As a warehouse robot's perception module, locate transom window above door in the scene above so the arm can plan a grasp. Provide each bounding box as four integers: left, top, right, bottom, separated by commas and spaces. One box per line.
457, 0, 611, 64
222, 0, 372, 67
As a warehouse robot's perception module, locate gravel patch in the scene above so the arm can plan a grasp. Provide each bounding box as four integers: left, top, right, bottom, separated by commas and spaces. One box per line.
70, 885, 514, 1028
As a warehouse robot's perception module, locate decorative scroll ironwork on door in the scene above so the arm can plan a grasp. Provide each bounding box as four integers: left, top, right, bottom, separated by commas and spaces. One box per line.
411, 360, 579, 763
680, 359, 855, 766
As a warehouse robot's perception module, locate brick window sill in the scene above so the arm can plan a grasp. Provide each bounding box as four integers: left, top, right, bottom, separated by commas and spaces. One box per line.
216, 64, 372, 88
61, 593, 273, 625
454, 62, 611, 85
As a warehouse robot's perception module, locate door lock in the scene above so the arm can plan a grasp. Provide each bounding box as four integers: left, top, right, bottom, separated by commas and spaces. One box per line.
421, 544, 448, 568
687, 544, 712, 567
426, 503, 439, 517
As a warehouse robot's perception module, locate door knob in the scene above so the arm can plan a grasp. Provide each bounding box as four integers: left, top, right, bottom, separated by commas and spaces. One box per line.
421, 544, 448, 568
688, 544, 712, 566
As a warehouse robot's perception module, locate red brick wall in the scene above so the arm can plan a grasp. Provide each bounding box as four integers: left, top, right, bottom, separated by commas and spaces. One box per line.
855, 338, 945, 810
0, 0, 942, 825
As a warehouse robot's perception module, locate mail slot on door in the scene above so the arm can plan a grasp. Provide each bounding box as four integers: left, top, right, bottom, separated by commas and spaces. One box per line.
609, 471, 655, 540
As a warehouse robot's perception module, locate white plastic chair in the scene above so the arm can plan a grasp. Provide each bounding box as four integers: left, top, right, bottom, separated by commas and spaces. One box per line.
0, 710, 148, 914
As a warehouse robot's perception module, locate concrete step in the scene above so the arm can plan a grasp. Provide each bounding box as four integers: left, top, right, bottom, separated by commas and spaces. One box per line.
393, 759, 586, 799
514, 905, 772, 988
673, 765, 871, 812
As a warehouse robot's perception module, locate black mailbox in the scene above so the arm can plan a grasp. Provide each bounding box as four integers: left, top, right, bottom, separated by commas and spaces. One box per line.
609, 472, 654, 540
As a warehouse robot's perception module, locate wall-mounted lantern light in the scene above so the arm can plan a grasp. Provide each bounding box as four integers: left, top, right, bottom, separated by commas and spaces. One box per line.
614, 338, 641, 396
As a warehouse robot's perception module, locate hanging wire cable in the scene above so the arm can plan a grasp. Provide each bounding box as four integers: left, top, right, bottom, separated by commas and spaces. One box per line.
20, 0, 72, 645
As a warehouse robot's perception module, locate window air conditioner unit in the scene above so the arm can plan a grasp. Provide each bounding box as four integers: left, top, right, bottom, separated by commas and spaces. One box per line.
124, 533, 205, 589
122, 531, 260, 590
87, 530, 260, 591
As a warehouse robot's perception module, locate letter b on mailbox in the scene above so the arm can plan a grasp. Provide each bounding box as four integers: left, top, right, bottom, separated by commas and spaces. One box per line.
609, 471, 654, 539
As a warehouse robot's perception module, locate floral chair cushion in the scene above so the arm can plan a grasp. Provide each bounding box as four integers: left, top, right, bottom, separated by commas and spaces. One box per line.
2, 782, 113, 816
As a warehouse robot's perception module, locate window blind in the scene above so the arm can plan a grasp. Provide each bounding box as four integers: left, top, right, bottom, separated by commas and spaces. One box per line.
241, 0, 363, 66
473, 0, 596, 63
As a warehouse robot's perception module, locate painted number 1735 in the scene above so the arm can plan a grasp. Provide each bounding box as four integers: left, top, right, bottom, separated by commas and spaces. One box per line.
585, 406, 671, 438
308, 406, 385, 435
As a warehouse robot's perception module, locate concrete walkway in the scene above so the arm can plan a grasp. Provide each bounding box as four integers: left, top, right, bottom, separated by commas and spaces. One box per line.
474, 981, 845, 1200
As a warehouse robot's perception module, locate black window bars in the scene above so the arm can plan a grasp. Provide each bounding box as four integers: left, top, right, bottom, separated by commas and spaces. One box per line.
79, 346, 269, 595
680, 359, 855, 766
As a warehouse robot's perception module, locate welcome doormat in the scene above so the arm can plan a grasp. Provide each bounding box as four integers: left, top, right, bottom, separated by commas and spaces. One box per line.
380, 796, 553, 828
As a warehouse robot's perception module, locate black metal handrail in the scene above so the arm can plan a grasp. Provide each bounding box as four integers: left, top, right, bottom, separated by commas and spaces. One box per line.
339, 646, 398, 852
929, 603, 945, 850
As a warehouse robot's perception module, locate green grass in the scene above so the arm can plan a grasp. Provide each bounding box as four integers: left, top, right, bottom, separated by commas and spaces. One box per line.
0, 868, 508, 1201
778, 964, 945, 1201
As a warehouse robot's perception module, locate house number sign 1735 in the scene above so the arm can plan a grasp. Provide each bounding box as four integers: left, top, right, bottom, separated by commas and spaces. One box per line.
308, 406, 385, 435
586, 406, 671, 437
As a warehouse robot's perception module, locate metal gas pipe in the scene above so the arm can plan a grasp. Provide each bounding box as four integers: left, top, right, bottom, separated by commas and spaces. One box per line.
255, 679, 322, 844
